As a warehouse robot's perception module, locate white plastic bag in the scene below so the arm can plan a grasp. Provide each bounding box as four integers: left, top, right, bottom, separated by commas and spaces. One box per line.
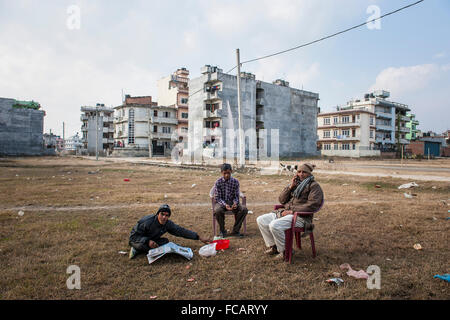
199, 243, 217, 257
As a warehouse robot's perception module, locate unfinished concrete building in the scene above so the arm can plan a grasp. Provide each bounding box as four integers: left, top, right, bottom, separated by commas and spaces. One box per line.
0, 97, 46, 156
80, 104, 115, 156
186, 65, 320, 161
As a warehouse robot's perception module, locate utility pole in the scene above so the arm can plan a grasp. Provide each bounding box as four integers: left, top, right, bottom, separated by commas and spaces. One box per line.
62, 122, 65, 150
236, 48, 244, 168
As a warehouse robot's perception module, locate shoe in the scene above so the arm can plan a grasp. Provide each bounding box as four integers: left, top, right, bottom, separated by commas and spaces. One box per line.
264, 245, 278, 255
274, 252, 285, 260
229, 232, 244, 238
129, 247, 137, 259
219, 231, 227, 238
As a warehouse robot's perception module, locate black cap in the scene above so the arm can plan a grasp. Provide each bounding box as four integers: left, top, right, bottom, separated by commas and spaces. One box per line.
157, 204, 171, 216
221, 163, 232, 172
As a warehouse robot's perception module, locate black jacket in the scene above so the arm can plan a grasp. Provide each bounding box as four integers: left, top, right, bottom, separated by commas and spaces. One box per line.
129, 214, 199, 245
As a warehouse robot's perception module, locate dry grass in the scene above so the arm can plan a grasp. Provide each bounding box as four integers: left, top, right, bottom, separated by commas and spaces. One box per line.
0, 156, 449, 300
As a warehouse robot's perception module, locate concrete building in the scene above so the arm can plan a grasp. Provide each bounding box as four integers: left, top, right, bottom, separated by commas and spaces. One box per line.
157, 68, 190, 148
64, 133, 83, 155
148, 105, 178, 156
0, 97, 46, 156
341, 90, 411, 152
405, 113, 420, 141
317, 109, 379, 157
186, 65, 320, 161
81, 104, 115, 156
43, 132, 64, 152
113, 95, 154, 157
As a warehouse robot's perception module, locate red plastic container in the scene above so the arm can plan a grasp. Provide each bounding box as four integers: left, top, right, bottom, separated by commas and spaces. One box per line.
212, 239, 230, 250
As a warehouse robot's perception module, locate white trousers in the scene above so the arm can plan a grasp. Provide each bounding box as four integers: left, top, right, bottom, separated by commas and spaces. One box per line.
256, 212, 305, 253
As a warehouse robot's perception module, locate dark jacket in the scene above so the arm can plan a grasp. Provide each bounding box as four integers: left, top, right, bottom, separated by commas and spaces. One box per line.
278, 180, 324, 218
129, 214, 199, 245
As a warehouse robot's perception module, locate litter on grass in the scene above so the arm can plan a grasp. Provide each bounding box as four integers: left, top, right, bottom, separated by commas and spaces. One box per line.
413, 244, 423, 250
433, 274, 450, 282
340, 263, 369, 279
326, 278, 344, 286
398, 182, 419, 189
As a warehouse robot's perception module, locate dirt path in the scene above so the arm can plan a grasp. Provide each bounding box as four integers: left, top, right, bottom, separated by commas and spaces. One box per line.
315, 169, 450, 182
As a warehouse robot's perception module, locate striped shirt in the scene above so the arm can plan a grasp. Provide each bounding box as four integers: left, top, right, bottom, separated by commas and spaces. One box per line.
214, 176, 240, 207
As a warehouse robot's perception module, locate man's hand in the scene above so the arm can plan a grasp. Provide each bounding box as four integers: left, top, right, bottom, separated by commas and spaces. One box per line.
225, 204, 232, 211
148, 240, 159, 249
231, 203, 238, 210
199, 236, 211, 244
282, 210, 293, 217
289, 175, 299, 190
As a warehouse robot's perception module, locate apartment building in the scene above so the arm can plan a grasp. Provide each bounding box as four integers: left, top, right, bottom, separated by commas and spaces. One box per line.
317, 109, 379, 157
187, 65, 319, 161
80, 104, 114, 156
113, 95, 154, 157
149, 105, 178, 156
342, 90, 411, 152
405, 113, 420, 141
157, 68, 189, 147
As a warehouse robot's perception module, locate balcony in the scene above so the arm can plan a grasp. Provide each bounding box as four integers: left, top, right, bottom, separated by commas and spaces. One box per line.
398, 126, 410, 133
150, 117, 178, 125
203, 109, 222, 118
80, 115, 88, 121
399, 138, 409, 144
399, 115, 410, 122
81, 125, 88, 132
376, 111, 393, 119
203, 128, 223, 137
256, 97, 264, 105
150, 132, 173, 140
204, 90, 222, 101
376, 124, 393, 132
256, 114, 264, 122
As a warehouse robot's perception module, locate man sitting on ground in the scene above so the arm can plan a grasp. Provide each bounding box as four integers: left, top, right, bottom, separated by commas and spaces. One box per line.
129, 204, 210, 259
213, 163, 248, 238
256, 163, 324, 260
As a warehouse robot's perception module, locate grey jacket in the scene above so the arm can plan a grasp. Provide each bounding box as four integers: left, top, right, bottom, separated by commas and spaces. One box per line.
129, 214, 199, 245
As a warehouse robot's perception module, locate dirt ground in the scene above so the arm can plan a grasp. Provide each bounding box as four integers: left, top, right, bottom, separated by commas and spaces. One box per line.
0, 156, 449, 300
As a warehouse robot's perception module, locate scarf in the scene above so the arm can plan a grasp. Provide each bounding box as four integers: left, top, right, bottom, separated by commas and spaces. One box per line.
293, 175, 314, 199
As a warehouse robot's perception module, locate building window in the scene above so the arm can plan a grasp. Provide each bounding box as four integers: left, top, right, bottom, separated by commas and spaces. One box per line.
164, 111, 170, 118
370, 130, 374, 138
333, 130, 338, 138
181, 127, 188, 132
324, 118, 331, 125
162, 127, 172, 134
182, 112, 188, 119
352, 144, 356, 150
342, 129, 350, 137
128, 109, 135, 144
333, 117, 338, 124
153, 125, 158, 133
323, 131, 331, 138
154, 110, 158, 117
342, 144, 350, 150
370, 116, 374, 125
323, 144, 331, 150
342, 116, 350, 124
334, 144, 339, 150
164, 142, 171, 149
181, 98, 188, 104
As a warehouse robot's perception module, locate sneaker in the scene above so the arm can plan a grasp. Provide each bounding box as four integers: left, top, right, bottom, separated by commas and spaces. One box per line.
219, 231, 227, 238
129, 247, 137, 259
264, 245, 278, 255
229, 232, 244, 238
274, 252, 285, 260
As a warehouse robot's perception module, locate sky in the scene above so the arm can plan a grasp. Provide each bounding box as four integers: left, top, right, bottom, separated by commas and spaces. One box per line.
0, 0, 449, 138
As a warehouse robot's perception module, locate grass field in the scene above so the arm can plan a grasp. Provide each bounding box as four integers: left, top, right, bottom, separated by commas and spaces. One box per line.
0, 157, 449, 299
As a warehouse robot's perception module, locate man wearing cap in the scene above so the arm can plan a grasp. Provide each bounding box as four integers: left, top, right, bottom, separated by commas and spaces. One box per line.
213, 163, 248, 238
256, 163, 324, 260
128, 204, 211, 259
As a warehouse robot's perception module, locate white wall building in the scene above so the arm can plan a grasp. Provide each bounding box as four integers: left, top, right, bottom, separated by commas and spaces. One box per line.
318, 109, 379, 157
80, 104, 114, 156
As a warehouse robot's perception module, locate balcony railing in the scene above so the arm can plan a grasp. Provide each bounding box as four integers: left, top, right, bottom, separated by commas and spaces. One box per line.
203, 109, 222, 118
150, 132, 173, 140
203, 128, 223, 137
150, 117, 178, 125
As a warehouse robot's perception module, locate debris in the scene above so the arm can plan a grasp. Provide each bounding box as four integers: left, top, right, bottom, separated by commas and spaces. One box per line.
124, 178, 130, 182
168, 182, 172, 185
352, 191, 356, 193
185, 264, 191, 270
191, 184, 196, 188
332, 272, 341, 278
375, 185, 381, 188
433, 274, 450, 283
313, 218, 320, 221
187, 278, 195, 282
404, 193, 414, 199
236, 248, 247, 252
386, 258, 392, 261
380, 211, 384, 214
342, 184, 349, 186
118, 251, 127, 255
212, 239, 229, 250
248, 210, 253, 215
149, 296, 158, 299
326, 278, 344, 286
340, 263, 369, 279
212, 288, 222, 293
18, 210, 24, 217
413, 244, 423, 250
398, 182, 419, 189
15, 174, 19, 177
164, 195, 168, 199
199, 243, 217, 257
432, 217, 437, 221
432, 186, 437, 189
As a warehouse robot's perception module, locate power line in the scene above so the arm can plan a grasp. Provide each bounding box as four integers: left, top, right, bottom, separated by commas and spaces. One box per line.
240, 0, 424, 65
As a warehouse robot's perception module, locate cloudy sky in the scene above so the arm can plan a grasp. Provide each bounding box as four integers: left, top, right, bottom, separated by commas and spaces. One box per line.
1, 0, 449, 137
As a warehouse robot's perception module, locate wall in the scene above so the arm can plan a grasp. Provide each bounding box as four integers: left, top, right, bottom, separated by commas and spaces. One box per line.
0, 98, 45, 156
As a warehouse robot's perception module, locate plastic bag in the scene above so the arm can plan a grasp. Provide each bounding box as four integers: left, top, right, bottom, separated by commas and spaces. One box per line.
199, 243, 217, 257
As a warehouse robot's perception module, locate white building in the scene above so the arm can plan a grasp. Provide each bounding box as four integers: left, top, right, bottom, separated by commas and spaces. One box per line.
149, 105, 178, 156
317, 109, 379, 157
80, 104, 114, 156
